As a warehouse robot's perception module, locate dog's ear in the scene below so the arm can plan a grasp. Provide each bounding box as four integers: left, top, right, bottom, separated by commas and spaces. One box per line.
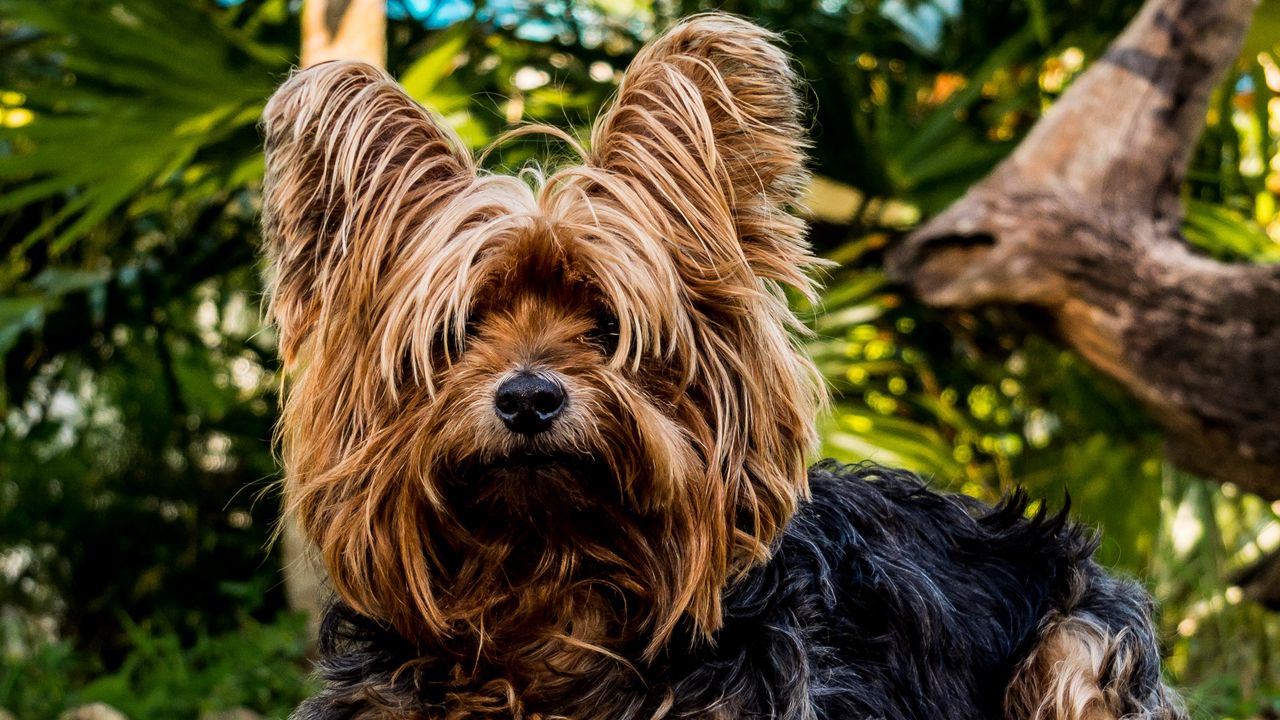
586, 16, 824, 613
589, 14, 813, 295
261, 61, 473, 365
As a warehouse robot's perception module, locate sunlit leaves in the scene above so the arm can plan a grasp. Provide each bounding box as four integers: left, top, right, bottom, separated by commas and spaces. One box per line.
1184, 199, 1280, 262
0, 0, 287, 254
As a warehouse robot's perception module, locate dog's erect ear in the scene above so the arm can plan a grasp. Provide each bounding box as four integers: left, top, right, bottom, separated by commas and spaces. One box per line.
261, 61, 473, 364
586, 16, 823, 632
589, 14, 813, 294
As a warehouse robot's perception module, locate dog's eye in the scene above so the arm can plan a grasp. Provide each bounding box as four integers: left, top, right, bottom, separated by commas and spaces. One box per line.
433, 315, 480, 358
585, 310, 620, 355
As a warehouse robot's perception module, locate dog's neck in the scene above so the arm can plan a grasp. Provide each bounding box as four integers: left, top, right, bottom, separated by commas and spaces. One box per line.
371, 481, 745, 716
393, 570, 659, 717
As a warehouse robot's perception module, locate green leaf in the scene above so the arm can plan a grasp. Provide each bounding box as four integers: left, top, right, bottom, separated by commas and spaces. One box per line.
891, 27, 1037, 173
32, 268, 110, 296
0, 296, 45, 356
400, 24, 472, 103
1183, 199, 1280, 262
1026, 0, 1051, 46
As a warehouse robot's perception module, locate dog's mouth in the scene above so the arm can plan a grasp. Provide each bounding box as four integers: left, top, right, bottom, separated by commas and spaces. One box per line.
455, 450, 599, 478
444, 451, 615, 521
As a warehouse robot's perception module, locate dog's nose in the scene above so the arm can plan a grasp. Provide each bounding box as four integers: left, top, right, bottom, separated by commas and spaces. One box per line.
495, 372, 565, 435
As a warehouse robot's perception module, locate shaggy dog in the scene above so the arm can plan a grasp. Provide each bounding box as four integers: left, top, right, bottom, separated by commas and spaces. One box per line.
260, 14, 1183, 720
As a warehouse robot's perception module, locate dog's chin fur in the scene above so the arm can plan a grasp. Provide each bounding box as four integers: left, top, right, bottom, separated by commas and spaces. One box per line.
448, 454, 609, 509
261, 12, 1184, 720
444, 455, 628, 541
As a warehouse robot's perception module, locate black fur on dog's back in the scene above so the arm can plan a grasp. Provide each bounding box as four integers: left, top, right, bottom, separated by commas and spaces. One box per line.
296, 461, 1177, 719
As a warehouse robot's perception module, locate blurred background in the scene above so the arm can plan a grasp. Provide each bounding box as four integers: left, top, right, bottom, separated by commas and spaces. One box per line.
1, 0, 1278, 718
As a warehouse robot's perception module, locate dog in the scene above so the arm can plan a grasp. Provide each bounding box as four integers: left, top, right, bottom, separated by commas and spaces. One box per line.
260, 13, 1183, 720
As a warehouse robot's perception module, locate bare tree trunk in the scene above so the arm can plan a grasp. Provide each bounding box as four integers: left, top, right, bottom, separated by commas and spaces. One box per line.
280, 518, 326, 639
281, 0, 388, 639
887, 0, 1280, 501
301, 0, 387, 69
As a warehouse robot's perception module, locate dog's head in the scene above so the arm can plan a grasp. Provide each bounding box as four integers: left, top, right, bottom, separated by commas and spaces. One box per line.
262, 14, 823, 660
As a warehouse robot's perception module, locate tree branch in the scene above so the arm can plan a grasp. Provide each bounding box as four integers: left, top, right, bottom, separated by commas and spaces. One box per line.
886, 0, 1280, 499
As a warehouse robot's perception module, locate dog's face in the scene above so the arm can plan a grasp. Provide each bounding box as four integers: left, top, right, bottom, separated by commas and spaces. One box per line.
262, 15, 823, 659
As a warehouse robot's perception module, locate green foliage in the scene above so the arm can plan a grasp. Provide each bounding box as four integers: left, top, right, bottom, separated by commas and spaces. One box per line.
1, 612, 316, 720
0, 0, 295, 664
1154, 472, 1280, 715
0, 0, 285, 263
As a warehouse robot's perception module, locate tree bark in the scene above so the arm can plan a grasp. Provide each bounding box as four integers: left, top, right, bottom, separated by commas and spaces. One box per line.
301, 0, 386, 69
282, 0, 389, 638
887, 0, 1280, 500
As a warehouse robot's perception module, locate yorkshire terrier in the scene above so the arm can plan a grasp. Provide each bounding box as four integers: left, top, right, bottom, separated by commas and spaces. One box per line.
261, 14, 1183, 720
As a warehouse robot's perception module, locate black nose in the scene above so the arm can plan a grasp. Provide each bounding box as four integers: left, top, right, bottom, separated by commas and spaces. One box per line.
495, 372, 565, 435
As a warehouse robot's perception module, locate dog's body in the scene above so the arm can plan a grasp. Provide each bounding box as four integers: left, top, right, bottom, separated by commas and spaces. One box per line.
296, 463, 1175, 720
261, 13, 1182, 720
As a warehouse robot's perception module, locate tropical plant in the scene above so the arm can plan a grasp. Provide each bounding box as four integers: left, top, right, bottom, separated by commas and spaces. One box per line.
1, 611, 316, 719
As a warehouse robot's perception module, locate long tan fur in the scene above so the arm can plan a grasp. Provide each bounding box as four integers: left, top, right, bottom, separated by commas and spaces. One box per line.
262, 14, 823, 717
1005, 572, 1185, 720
